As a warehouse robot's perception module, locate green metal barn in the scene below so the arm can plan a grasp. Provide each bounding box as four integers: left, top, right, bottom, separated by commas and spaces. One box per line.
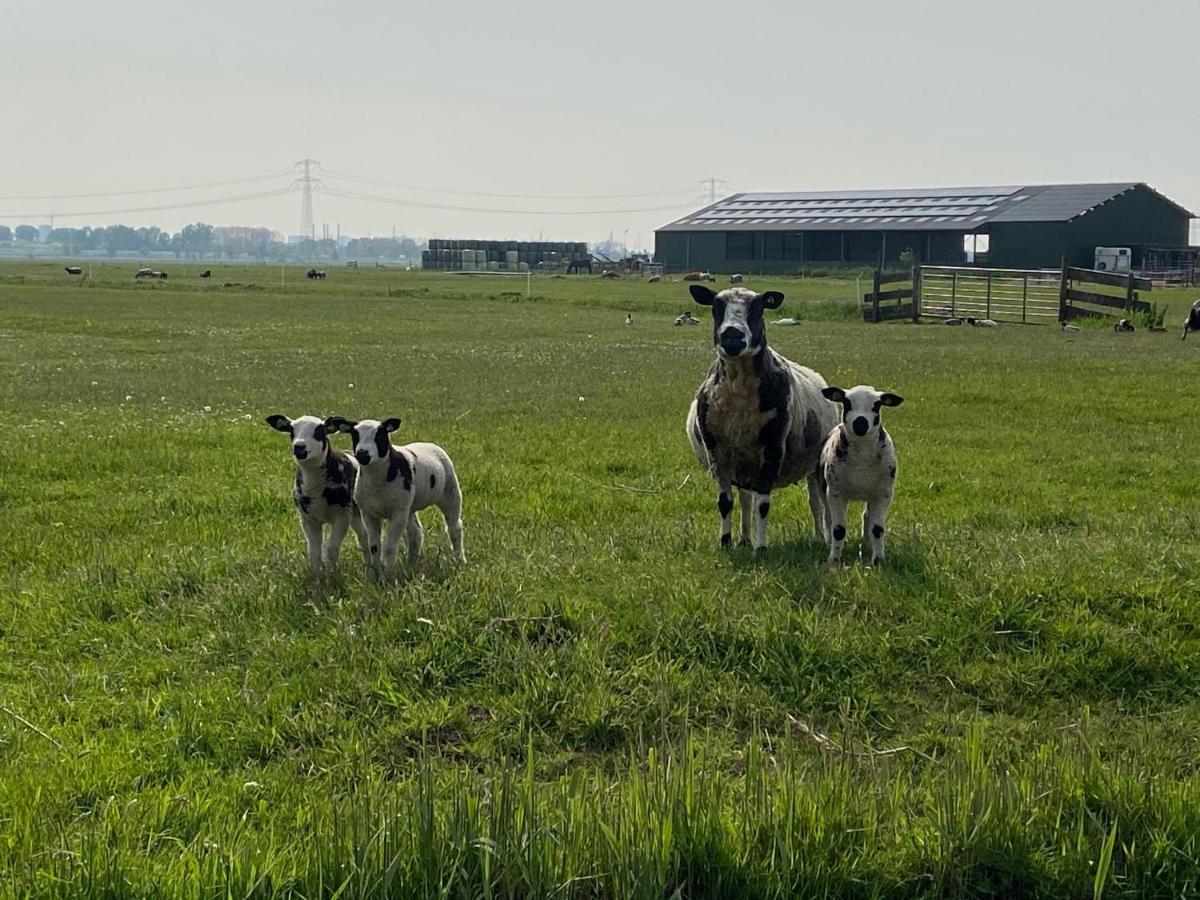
654, 183, 1193, 273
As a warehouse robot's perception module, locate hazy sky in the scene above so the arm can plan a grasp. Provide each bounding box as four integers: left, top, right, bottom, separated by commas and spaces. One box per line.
5, 0, 1198, 247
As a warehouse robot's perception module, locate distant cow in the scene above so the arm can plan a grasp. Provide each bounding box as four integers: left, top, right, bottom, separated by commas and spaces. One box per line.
152, 271, 167, 280
306, 268, 326, 280
135, 267, 154, 279
567, 258, 593, 274
200, 270, 212, 278
64, 266, 82, 275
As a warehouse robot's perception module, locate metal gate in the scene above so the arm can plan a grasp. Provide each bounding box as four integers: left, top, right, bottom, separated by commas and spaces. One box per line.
918, 266, 1060, 325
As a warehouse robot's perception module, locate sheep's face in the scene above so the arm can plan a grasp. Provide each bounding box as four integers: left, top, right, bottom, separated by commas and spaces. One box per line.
690, 286, 783, 359
820, 386, 903, 440
326, 417, 400, 467
265, 414, 329, 463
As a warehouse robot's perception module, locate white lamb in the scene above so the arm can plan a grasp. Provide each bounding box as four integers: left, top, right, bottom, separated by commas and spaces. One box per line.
325, 416, 465, 571
265, 414, 367, 573
817, 385, 904, 566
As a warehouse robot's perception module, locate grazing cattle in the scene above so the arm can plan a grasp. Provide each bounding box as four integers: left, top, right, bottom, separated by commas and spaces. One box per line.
325, 416, 466, 571
683, 271, 716, 282
305, 268, 327, 280
567, 258, 593, 274
817, 386, 903, 566
135, 267, 154, 279
64, 266, 82, 275
685, 286, 838, 552
1183, 299, 1200, 341
265, 414, 367, 573
200, 270, 212, 278
1114, 318, 1135, 333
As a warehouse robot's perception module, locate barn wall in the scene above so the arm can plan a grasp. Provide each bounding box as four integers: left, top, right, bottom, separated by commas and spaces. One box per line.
1066, 185, 1191, 267
986, 222, 1069, 269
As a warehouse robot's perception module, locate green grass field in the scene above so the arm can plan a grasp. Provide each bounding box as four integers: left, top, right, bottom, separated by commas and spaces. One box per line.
2, 261, 1200, 897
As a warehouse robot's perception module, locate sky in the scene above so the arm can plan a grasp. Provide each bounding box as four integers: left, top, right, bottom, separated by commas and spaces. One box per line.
4, 0, 1198, 248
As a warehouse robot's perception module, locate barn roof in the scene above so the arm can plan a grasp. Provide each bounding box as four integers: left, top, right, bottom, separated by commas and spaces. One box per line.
658, 183, 1193, 232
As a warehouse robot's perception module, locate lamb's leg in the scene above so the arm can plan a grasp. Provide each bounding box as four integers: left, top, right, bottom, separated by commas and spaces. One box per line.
752, 490, 772, 553
717, 477, 734, 548
381, 505, 410, 570
360, 512, 384, 576
404, 513, 425, 566
300, 517, 323, 573
866, 495, 891, 566
826, 494, 849, 565
438, 487, 466, 563
324, 512, 351, 571
738, 489, 753, 546
350, 512, 370, 568
807, 472, 827, 541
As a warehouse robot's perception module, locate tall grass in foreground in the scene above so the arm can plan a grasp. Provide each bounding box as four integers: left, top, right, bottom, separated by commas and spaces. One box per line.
6, 725, 1199, 898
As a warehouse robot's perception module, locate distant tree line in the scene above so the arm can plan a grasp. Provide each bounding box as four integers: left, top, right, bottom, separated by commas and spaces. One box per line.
0, 222, 424, 261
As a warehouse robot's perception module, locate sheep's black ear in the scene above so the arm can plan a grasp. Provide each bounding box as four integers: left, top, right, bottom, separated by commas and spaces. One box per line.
760, 291, 785, 309
381, 417, 401, 433
879, 393, 904, 407
690, 285, 716, 306
265, 414, 292, 432
821, 387, 846, 404
324, 416, 356, 434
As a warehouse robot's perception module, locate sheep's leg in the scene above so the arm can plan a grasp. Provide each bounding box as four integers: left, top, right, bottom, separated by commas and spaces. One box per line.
826, 494, 849, 565
324, 513, 351, 570
807, 472, 828, 541
716, 478, 734, 548
404, 513, 425, 566
752, 491, 771, 553
381, 505, 411, 570
300, 517, 323, 573
738, 489, 753, 546
439, 489, 466, 563
866, 495, 891, 566
350, 512, 370, 568
360, 512, 384, 575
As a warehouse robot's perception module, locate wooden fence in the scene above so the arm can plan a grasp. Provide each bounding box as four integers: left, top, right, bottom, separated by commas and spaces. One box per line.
1058, 259, 1152, 321
862, 259, 1154, 325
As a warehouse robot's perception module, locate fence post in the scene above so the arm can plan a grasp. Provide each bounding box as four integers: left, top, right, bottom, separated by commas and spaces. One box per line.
1057, 255, 1070, 322
911, 266, 921, 323
1022, 274, 1028, 323
986, 271, 992, 320
1126, 270, 1136, 312
951, 270, 958, 317
872, 268, 881, 323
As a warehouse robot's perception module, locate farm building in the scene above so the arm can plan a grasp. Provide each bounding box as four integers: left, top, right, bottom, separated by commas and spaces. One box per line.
655, 183, 1194, 273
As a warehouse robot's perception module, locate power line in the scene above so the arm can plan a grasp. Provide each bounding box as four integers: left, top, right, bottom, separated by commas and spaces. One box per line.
0, 172, 291, 202
0, 188, 295, 221
321, 169, 697, 201
317, 185, 691, 216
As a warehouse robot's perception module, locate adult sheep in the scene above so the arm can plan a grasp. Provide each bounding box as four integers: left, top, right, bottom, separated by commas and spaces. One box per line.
685, 286, 837, 552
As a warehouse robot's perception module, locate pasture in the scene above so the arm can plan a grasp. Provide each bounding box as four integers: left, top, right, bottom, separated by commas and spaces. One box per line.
2, 261, 1200, 897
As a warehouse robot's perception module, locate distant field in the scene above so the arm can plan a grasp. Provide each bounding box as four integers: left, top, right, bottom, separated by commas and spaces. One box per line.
2, 261, 1200, 897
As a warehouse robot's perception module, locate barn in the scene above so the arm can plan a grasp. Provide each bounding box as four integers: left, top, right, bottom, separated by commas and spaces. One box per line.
654, 183, 1194, 274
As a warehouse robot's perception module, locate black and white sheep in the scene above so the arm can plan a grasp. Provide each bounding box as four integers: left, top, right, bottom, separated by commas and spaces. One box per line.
817, 385, 903, 566
685, 286, 838, 552
64, 265, 82, 275
265, 414, 367, 572
325, 417, 465, 570
1183, 300, 1200, 340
